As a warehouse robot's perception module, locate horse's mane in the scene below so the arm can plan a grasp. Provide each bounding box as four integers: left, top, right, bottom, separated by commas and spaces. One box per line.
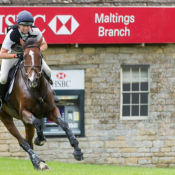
24, 37, 39, 48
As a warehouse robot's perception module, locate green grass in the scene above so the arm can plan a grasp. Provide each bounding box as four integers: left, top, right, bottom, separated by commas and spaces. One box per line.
1, 157, 175, 175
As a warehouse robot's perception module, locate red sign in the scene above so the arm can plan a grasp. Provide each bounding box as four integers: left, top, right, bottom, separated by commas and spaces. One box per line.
0, 7, 175, 44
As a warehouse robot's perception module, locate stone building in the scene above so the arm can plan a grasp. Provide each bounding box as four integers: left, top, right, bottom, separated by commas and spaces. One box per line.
1, 0, 175, 168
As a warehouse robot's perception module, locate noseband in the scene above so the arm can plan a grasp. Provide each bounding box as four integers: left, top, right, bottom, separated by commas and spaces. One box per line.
23, 45, 43, 78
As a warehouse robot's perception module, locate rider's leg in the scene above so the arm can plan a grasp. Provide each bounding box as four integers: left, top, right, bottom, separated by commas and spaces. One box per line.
42, 60, 60, 103
42, 60, 52, 83
0, 58, 19, 108
42, 60, 53, 84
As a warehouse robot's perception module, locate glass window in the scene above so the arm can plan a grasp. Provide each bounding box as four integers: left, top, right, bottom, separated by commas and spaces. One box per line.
121, 66, 150, 120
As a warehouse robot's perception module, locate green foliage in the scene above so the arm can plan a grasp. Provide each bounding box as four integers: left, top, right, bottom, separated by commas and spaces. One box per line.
0, 157, 175, 175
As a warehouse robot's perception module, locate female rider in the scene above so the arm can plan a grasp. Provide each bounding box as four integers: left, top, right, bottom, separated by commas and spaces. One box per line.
0, 10, 59, 108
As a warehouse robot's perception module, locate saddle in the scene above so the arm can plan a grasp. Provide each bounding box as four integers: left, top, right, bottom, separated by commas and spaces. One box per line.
3, 60, 21, 113
6, 60, 21, 95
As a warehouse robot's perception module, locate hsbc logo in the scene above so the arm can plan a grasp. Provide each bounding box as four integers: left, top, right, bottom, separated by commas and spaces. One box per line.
54, 72, 71, 88
48, 15, 79, 35
56, 72, 66, 79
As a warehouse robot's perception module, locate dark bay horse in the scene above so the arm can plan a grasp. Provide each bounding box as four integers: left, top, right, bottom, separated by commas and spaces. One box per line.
0, 38, 83, 170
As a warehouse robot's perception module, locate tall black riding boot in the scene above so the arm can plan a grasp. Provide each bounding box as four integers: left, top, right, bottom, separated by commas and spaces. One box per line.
44, 71, 53, 85
0, 83, 7, 109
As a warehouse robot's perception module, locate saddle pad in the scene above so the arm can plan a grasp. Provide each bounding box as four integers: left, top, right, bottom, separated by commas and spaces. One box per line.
6, 60, 21, 95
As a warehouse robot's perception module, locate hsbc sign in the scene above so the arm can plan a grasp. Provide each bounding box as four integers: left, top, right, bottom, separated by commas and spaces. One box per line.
0, 7, 175, 43
51, 70, 84, 90
0, 7, 82, 44
0, 14, 79, 35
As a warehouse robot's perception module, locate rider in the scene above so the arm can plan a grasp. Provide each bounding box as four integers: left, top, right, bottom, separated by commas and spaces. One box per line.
0, 10, 59, 108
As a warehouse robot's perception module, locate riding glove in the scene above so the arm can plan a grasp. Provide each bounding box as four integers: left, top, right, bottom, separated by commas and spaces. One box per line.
16, 52, 23, 60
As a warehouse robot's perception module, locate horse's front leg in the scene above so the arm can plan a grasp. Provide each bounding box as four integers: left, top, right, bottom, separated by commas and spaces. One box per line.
22, 109, 46, 146
23, 123, 35, 149
49, 107, 84, 161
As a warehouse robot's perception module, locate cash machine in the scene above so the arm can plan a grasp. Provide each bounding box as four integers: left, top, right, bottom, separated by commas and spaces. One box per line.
41, 70, 85, 137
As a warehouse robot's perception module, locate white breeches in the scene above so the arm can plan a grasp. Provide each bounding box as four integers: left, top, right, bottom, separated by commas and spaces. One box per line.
42, 59, 51, 77
0, 59, 51, 84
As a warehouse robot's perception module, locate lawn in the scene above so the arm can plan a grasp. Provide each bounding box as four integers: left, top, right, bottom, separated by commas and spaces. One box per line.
0, 157, 175, 175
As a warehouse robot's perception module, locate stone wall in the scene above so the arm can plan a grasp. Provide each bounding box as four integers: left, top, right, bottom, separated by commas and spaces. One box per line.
1, 44, 175, 167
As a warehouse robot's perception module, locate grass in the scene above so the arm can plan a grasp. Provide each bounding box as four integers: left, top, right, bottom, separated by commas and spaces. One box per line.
1, 157, 175, 175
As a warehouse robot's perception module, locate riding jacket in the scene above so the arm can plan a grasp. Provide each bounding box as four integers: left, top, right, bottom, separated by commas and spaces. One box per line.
2, 25, 45, 53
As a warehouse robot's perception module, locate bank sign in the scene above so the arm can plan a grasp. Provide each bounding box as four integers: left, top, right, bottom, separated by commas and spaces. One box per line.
0, 7, 175, 43
51, 70, 84, 90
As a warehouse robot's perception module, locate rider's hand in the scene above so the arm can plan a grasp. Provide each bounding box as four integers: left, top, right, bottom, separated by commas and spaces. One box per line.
16, 52, 23, 60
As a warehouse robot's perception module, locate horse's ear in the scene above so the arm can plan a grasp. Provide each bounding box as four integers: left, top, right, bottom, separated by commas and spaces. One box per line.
20, 39, 25, 48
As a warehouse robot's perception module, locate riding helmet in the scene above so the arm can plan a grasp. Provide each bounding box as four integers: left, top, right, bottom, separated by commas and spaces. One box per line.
16, 10, 34, 26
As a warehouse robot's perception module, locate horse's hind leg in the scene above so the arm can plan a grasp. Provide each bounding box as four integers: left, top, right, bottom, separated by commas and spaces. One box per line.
0, 110, 50, 170
49, 107, 84, 161
22, 110, 46, 146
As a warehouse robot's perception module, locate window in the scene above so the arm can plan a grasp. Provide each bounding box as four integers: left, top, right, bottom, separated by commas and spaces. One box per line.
120, 65, 150, 120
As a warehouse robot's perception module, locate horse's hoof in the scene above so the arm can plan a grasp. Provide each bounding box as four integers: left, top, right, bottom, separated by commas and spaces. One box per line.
39, 162, 51, 171
74, 154, 84, 161
34, 137, 46, 146
73, 150, 84, 161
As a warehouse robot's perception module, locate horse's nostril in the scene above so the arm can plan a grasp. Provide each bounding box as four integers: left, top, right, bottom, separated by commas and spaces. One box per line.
27, 78, 32, 84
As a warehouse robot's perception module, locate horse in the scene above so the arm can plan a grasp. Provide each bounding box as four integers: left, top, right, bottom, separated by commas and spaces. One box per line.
0, 38, 84, 170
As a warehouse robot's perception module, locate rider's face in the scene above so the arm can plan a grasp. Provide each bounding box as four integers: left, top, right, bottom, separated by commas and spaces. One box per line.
18, 25, 31, 34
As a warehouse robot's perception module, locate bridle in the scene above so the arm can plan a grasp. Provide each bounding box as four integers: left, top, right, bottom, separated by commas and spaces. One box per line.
23, 45, 43, 79
20, 45, 48, 115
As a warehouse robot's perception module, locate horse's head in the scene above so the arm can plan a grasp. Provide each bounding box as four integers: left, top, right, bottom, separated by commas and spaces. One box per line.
22, 38, 43, 88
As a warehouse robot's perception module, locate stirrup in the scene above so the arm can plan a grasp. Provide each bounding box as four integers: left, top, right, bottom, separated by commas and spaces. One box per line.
54, 95, 60, 103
